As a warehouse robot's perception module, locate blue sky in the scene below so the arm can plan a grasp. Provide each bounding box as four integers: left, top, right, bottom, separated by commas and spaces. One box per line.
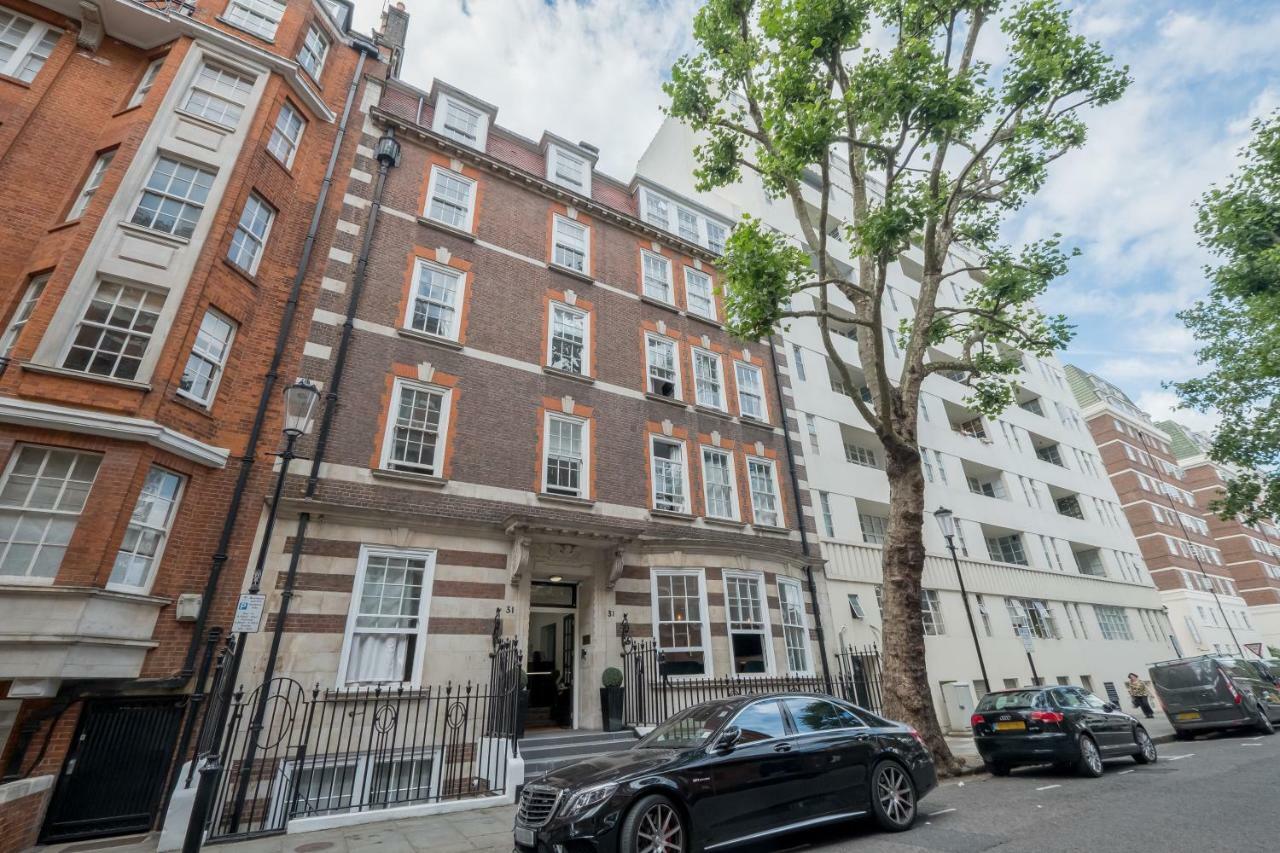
354, 1, 1280, 429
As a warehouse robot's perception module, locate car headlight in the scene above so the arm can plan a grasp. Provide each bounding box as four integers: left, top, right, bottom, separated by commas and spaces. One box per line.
563, 783, 617, 818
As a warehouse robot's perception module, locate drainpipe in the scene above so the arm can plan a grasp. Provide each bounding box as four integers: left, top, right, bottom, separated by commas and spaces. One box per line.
767, 335, 832, 686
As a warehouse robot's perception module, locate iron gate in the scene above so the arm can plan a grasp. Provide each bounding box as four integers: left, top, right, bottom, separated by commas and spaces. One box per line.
40, 696, 187, 844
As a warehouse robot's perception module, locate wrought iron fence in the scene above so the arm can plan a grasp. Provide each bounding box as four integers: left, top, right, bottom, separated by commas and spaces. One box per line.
621, 640, 884, 727
202, 643, 523, 841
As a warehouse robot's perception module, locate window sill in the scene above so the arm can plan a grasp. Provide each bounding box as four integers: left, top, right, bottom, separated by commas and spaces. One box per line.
640, 294, 680, 313
172, 108, 237, 136
0, 73, 31, 90
536, 492, 596, 508
112, 103, 143, 119
117, 220, 190, 247
370, 467, 448, 487
693, 404, 733, 420
417, 216, 476, 243
21, 361, 152, 391
48, 219, 81, 234
702, 517, 746, 530
170, 391, 216, 419
548, 263, 595, 285
650, 509, 696, 522
751, 523, 793, 537
739, 414, 774, 430
542, 365, 594, 385
397, 328, 463, 350
221, 256, 260, 287
216, 16, 277, 45
644, 392, 689, 410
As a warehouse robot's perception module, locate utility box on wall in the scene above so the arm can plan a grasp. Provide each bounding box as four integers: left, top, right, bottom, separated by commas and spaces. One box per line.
940, 681, 976, 733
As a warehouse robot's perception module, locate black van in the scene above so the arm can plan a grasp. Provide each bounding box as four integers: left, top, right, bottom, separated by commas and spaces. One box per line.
1149, 655, 1280, 739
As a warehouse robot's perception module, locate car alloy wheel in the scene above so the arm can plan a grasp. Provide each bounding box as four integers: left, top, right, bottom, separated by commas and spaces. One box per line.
872, 761, 917, 831
1077, 735, 1104, 777
634, 800, 684, 853
1134, 728, 1157, 764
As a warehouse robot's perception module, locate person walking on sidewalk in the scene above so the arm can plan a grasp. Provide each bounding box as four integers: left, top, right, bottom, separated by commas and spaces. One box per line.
1127, 672, 1155, 718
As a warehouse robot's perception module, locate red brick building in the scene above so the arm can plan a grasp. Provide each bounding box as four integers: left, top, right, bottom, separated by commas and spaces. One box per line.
0, 0, 397, 846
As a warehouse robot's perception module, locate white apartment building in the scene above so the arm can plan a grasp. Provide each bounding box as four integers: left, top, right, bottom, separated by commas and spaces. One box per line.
638, 118, 1177, 729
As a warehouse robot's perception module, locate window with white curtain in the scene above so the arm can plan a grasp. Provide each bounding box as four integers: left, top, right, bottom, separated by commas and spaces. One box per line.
725, 572, 772, 674
0, 446, 101, 581
340, 549, 435, 685
108, 466, 183, 592
778, 578, 812, 673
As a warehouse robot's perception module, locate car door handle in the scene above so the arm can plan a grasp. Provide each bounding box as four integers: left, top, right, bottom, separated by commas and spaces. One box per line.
773, 742, 793, 753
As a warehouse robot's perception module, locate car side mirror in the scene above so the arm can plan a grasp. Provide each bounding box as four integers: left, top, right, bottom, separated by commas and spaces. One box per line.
714, 726, 742, 752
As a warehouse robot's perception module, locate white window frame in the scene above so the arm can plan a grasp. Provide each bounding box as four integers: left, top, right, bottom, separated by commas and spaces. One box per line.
546, 144, 591, 195
227, 192, 275, 275
178, 308, 236, 406
0, 10, 60, 83
267, 101, 306, 168
432, 93, 488, 150
644, 333, 682, 400
297, 24, 329, 81
920, 589, 945, 636
551, 214, 590, 274
546, 301, 589, 376
68, 150, 115, 220
777, 577, 813, 675
130, 156, 216, 239
699, 446, 740, 521
0, 273, 49, 360
379, 378, 452, 477
223, 0, 285, 40
424, 166, 476, 233
272, 748, 445, 823
640, 250, 673, 303
649, 435, 691, 514
337, 546, 437, 688
107, 466, 184, 594
692, 347, 725, 411
649, 568, 713, 678
724, 570, 775, 675
62, 280, 166, 381
734, 361, 767, 421
541, 411, 589, 499
404, 257, 466, 341
817, 491, 834, 536
859, 512, 888, 545
746, 455, 782, 528
127, 56, 164, 109
0, 446, 101, 584
181, 62, 254, 130
683, 267, 716, 320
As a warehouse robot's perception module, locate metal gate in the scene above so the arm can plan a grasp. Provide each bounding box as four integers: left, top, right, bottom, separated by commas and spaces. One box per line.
40, 696, 187, 844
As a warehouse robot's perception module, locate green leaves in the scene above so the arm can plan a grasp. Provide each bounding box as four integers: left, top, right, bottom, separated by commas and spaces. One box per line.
717, 217, 813, 340
1176, 112, 1280, 521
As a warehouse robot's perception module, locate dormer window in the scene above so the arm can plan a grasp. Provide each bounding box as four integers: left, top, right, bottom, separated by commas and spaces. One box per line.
432, 93, 489, 150
548, 146, 591, 195
638, 186, 731, 254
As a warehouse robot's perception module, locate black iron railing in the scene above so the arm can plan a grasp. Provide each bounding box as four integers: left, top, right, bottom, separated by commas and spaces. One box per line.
621, 640, 884, 727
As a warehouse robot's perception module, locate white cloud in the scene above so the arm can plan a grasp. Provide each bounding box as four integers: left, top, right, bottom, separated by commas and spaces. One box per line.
1134, 389, 1219, 435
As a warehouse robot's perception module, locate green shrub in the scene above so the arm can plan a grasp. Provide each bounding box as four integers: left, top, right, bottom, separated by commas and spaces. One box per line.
601, 667, 623, 688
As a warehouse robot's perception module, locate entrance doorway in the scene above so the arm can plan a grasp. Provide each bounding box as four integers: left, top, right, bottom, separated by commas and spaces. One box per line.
526, 581, 577, 729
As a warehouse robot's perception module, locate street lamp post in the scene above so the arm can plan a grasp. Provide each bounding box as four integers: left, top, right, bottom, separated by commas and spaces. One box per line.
933, 507, 991, 690
224, 379, 320, 834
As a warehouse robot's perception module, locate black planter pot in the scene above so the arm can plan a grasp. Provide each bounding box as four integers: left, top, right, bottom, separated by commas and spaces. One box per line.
600, 686, 624, 732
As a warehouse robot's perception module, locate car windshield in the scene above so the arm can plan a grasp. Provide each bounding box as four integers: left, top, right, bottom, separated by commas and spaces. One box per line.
1151, 659, 1217, 690
977, 690, 1042, 711
637, 702, 734, 749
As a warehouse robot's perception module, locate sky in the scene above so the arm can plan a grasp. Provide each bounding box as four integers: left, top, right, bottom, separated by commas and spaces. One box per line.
351, 1, 1280, 432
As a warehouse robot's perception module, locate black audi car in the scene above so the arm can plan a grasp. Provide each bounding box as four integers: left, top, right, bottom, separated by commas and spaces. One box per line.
513, 693, 937, 853
971, 685, 1158, 777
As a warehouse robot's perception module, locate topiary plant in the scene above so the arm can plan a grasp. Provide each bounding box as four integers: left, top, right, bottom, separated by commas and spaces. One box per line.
601, 667, 623, 688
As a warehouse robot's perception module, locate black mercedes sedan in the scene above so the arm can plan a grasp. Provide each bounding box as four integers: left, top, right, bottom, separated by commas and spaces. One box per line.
971, 685, 1158, 777
513, 693, 937, 853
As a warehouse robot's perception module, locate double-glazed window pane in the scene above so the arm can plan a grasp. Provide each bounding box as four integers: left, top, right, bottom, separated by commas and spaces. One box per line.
646, 336, 677, 397
748, 459, 778, 527
297, 26, 328, 79
549, 305, 585, 374
693, 350, 723, 409
228, 193, 273, 273
642, 252, 671, 302
347, 554, 428, 683
388, 385, 444, 474
109, 466, 182, 590
63, 281, 165, 380
69, 151, 114, 220
685, 268, 713, 318
779, 580, 811, 673
735, 363, 764, 419
225, 0, 284, 39
183, 63, 253, 129
0, 447, 100, 580
0, 274, 48, 359
553, 218, 587, 272
131, 157, 214, 238
180, 309, 235, 404
409, 262, 462, 339
268, 102, 305, 167
544, 416, 584, 497
654, 572, 705, 675
651, 440, 685, 512
426, 168, 473, 230
701, 449, 735, 519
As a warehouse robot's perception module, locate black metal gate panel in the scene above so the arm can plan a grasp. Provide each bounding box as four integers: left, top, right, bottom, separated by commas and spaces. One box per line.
40, 696, 187, 844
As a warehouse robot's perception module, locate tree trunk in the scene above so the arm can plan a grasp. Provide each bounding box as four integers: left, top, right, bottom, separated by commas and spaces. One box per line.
880, 443, 959, 772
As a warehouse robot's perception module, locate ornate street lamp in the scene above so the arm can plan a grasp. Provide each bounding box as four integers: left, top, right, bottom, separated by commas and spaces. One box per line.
933, 507, 991, 689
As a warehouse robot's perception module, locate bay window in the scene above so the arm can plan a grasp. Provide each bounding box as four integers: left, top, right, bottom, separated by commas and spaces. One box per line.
0, 446, 101, 581
182, 63, 254, 129
63, 281, 166, 381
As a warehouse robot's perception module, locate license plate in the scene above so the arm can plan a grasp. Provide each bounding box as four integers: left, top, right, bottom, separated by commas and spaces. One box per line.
994, 721, 1026, 732
514, 826, 536, 847
1176, 711, 1201, 721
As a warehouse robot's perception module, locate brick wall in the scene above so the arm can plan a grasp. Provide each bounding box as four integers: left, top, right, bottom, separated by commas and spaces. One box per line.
0, 775, 54, 853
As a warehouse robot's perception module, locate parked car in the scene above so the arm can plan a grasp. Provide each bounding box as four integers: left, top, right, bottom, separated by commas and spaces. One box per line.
513, 693, 937, 853
1149, 655, 1280, 739
971, 686, 1157, 778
